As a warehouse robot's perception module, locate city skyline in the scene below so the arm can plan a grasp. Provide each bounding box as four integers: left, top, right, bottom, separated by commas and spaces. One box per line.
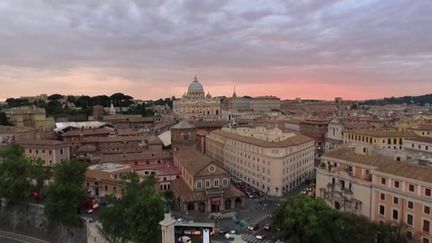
1, 0, 431, 101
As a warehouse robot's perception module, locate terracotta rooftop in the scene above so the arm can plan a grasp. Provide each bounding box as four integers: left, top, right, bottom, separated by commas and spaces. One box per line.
62, 128, 112, 137
18, 139, 68, 147
210, 130, 313, 148
323, 147, 432, 184
101, 151, 172, 163
173, 148, 216, 176
346, 129, 418, 138
171, 120, 195, 129
405, 136, 432, 144
82, 136, 148, 143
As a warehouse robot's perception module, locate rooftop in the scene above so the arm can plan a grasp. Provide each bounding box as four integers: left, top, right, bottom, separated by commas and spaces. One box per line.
346, 129, 418, 138
88, 163, 131, 173
173, 147, 217, 176
18, 139, 68, 147
323, 147, 432, 184
171, 120, 195, 129
211, 130, 313, 148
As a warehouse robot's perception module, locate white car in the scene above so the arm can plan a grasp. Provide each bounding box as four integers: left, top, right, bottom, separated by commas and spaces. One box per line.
256, 234, 265, 240
178, 236, 191, 243
225, 233, 235, 240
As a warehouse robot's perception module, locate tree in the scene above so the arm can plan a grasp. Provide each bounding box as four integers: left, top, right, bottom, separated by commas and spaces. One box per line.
0, 145, 31, 204
28, 158, 50, 196
0, 112, 12, 126
100, 173, 164, 243
272, 196, 409, 243
48, 94, 64, 100
44, 160, 87, 227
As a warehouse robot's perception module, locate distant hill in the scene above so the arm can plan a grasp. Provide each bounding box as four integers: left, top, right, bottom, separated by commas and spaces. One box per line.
360, 93, 432, 106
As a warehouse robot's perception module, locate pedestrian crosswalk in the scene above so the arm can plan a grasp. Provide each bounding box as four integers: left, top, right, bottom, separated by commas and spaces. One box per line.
241, 233, 272, 243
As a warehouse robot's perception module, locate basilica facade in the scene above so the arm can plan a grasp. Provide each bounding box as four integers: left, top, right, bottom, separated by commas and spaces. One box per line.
173, 76, 221, 121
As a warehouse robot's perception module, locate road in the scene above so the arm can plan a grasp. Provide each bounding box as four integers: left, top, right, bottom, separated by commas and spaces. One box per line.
0, 230, 49, 243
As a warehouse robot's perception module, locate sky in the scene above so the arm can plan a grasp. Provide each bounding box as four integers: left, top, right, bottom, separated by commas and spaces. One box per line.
0, 0, 431, 101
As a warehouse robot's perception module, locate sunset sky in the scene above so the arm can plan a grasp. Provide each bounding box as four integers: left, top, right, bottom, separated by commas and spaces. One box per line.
0, 0, 431, 101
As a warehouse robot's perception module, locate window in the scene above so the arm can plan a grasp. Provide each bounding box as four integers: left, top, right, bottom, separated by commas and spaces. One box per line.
406, 231, 413, 240
196, 181, 202, 189
423, 219, 430, 233
407, 214, 413, 226
60, 149, 63, 155
214, 179, 219, 188
392, 209, 399, 220
222, 179, 229, 187
394, 180, 400, 188
205, 180, 210, 189
381, 178, 386, 185
423, 237, 430, 243
409, 184, 415, 192
393, 197, 399, 205
379, 205, 385, 215
425, 206, 431, 215
380, 193, 386, 200
426, 188, 431, 197
408, 201, 414, 209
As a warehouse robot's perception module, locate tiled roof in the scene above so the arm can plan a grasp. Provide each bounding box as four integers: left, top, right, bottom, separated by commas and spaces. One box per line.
405, 136, 432, 144
171, 120, 195, 129
101, 151, 172, 163
323, 147, 432, 184
62, 128, 112, 137
171, 178, 206, 202
346, 129, 418, 138
210, 130, 313, 148
173, 148, 215, 176
18, 139, 68, 147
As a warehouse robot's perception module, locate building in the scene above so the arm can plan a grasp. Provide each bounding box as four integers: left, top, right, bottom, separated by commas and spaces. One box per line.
19, 140, 70, 167
325, 118, 374, 152
85, 163, 132, 198
316, 146, 432, 243
171, 147, 245, 213
132, 162, 181, 192
171, 120, 196, 147
403, 137, 432, 166
0, 126, 36, 146
250, 96, 281, 113
173, 76, 221, 121
343, 129, 418, 153
300, 118, 330, 156
206, 126, 315, 197
103, 114, 154, 130
4, 105, 55, 129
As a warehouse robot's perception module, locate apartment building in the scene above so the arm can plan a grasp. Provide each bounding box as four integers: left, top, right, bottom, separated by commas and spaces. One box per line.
250, 96, 281, 113
19, 140, 70, 167
300, 118, 330, 155
343, 129, 418, 152
316, 146, 432, 242
206, 126, 315, 197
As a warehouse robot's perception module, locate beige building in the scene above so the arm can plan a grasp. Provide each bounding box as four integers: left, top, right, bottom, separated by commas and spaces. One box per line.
316, 146, 432, 242
206, 126, 315, 197
173, 76, 221, 121
19, 140, 70, 167
4, 105, 55, 129
85, 163, 132, 198
250, 96, 281, 113
0, 126, 36, 145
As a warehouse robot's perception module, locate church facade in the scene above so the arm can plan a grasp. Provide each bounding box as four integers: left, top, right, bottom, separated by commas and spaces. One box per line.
173, 76, 221, 121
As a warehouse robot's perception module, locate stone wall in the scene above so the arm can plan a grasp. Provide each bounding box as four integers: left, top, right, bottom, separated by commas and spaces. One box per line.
0, 200, 87, 243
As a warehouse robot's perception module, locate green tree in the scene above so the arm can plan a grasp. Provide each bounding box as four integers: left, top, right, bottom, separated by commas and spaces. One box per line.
44, 159, 87, 227
28, 158, 50, 196
0, 112, 12, 126
0, 145, 31, 204
100, 173, 164, 243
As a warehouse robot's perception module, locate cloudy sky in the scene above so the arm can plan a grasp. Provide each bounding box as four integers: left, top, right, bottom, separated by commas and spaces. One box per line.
0, 0, 431, 101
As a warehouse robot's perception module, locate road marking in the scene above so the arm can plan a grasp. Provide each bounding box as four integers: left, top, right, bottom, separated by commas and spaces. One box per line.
0, 230, 49, 243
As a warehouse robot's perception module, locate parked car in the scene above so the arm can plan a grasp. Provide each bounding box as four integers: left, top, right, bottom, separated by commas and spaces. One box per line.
264, 224, 270, 230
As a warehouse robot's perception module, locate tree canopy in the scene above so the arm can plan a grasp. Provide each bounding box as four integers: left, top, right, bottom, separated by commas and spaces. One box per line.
0, 145, 32, 204
44, 159, 87, 227
100, 173, 164, 243
272, 195, 409, 243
